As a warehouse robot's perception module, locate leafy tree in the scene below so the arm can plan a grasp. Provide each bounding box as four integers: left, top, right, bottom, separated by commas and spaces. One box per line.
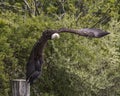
0, 0, 120, 96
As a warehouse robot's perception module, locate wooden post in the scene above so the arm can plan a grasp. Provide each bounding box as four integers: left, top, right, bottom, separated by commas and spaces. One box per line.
12, 79, 30, 96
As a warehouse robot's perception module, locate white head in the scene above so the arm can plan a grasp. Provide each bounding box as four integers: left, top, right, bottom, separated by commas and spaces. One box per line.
51, 33, 60, 39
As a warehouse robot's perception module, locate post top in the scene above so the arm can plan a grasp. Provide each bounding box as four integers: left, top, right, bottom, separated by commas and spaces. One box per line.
12, 79, 26, 82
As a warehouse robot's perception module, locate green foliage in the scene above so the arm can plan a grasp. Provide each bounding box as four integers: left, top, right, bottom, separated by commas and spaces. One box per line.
0, 0, 120, 96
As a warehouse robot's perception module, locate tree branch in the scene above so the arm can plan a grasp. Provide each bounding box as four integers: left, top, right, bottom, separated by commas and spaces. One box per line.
23, 0, 32, 17
33, 0, 40, 16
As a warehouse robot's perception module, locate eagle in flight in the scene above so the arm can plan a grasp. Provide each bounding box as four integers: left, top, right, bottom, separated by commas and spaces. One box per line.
26, 28, 110, 85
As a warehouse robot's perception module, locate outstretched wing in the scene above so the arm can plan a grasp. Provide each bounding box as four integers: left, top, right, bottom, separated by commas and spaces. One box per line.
78, 28, 110, 38
58, 28, 109, 38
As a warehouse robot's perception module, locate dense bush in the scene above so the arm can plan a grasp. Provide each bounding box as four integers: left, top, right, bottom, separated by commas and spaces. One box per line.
0, 0, 120, 96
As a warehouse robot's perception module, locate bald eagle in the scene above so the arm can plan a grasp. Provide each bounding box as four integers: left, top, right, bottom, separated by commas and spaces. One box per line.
26, 28, 110, 85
